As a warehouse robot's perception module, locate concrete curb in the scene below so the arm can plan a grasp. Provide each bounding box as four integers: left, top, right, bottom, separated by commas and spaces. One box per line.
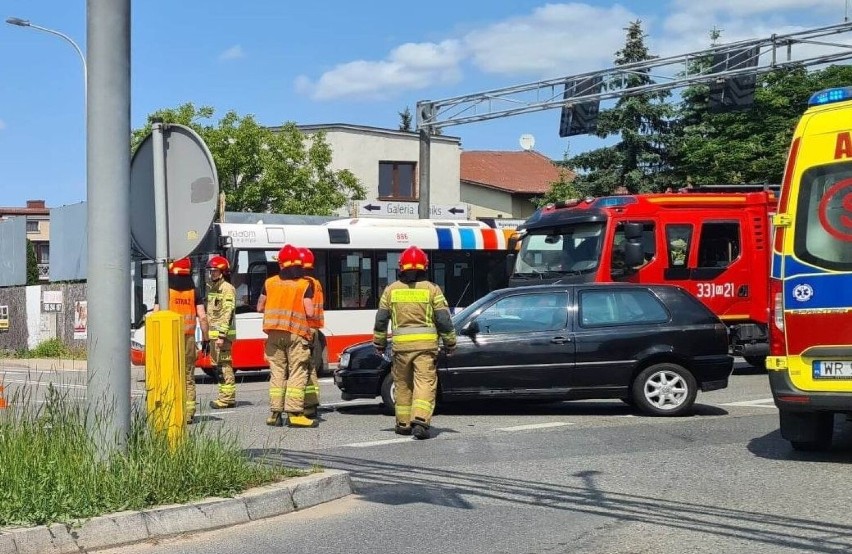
0, 469, 352, 554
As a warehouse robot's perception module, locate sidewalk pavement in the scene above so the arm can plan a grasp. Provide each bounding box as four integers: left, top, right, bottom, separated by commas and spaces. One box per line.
0, 469, 352, 554
0, 358, 88, 371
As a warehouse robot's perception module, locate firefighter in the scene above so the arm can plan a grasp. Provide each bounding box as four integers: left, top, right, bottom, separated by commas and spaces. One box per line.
257, 244, 316, 428
373, 246, 456, 440
154, 257, 209, 424
206, 255, 238, 409
298, 247, 324, 419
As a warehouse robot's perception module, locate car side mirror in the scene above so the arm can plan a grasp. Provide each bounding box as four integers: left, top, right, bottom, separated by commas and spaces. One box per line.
462, 320, 480, 337
624, 222, 643, 240
625, 242, 644, 268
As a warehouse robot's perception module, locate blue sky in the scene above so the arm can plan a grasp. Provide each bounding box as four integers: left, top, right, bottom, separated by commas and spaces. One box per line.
0, 0, 850, 208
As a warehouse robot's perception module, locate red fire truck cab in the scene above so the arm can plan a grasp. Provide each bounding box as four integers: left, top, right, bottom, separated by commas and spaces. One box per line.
509, 188, 777, 366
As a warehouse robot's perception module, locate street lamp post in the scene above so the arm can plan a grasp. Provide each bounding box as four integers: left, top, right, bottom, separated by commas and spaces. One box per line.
6, 17, 87, 103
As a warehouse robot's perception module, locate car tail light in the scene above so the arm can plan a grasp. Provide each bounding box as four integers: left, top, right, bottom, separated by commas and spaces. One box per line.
769, 278, 785, 355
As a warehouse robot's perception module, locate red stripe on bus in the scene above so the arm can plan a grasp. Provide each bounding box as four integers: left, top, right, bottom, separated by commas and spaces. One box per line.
326, 333, 374, 362
481, 229, 498, 250
230, 338, 269, 369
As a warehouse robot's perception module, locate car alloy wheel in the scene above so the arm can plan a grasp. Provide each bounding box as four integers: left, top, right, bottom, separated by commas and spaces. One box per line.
380, 373, 396, 416
632, 363, 698, 417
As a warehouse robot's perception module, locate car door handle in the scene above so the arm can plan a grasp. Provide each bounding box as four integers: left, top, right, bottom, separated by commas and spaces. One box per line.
551, 336, 571, 344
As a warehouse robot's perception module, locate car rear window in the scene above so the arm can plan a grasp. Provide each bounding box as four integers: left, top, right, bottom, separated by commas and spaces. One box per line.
579, 288, 669, 327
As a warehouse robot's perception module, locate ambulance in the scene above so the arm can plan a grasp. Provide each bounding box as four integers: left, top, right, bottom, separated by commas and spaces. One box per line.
768, 87, 852, 451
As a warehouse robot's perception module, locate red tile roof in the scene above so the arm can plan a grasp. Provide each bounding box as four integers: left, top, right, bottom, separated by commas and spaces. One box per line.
460, 150, 571, 194
0, 208, 49, 216
0, 200, 49, 217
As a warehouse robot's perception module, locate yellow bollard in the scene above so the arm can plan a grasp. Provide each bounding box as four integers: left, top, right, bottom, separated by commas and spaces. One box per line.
145, 310, 186, 448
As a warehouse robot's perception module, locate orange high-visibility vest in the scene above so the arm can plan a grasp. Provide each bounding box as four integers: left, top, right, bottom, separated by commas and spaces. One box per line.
304, 276, 325, 330
169, 288, 196, 336
262, 277, 312, 340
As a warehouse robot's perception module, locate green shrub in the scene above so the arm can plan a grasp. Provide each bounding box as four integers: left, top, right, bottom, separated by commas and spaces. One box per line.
13, 338, 87, 360
0, 385, 300, 527
28, 338, 68, 358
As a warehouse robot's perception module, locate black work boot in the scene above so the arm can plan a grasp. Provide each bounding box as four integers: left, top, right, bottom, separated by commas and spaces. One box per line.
395, 424, 412, 436
411, 420, 430, 440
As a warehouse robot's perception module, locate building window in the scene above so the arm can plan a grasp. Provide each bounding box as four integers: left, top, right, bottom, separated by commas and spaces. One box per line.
26, 220, 39, 233
37, 244, 49, 264
378, 161, 417, 200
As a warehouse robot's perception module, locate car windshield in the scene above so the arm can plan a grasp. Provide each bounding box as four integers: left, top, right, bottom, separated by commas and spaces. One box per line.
451, 292, 497, 328
514, 222, 605, 278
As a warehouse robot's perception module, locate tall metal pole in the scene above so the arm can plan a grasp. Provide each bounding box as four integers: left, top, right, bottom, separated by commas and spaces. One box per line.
418, 128, 431, 220
86, 0, 131, 454
151, 120, 170, 304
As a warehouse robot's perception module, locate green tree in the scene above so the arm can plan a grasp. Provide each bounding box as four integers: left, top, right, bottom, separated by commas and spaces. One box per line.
567, 21, 674, 195
536, 150, 587, 206
398, 106, 413, 132
672, 64, 852, 185
26, 239, 38, 285
132, 103, 366, 215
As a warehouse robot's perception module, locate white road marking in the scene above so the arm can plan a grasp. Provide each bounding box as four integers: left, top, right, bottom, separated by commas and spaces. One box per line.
344, 437, 414, 448
320, 399, 379, 409
720, 398, 777, 408
496, 422, 575, 432
1, 379, 145, 397
318, 378, 335, 384
198, 409, 238, 416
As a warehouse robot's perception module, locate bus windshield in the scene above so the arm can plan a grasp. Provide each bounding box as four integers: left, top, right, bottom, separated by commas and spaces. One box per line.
794, 161, 852, 271
514, 222, 605, 277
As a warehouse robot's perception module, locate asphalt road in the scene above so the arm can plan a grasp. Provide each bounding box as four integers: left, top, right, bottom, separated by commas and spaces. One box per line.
3, 360, 852, 554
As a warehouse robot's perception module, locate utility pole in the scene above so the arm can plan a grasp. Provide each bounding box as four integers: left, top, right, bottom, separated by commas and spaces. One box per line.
417, 103, 434, 220
86, 0, 131, 455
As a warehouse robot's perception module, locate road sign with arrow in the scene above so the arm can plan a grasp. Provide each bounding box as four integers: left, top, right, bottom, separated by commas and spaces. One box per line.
356, 200, 418, 219
430, 204, 468, 220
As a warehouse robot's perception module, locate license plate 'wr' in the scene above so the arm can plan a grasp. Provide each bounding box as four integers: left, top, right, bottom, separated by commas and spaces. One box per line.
813, 360, 852, 379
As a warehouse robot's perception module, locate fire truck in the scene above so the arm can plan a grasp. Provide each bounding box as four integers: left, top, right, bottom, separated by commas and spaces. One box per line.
508, 187, 778, 366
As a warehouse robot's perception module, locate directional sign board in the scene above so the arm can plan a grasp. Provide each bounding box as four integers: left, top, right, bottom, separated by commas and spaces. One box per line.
357, 200, 419, 219
429, 204, 468, 220
357, 200, 468, 220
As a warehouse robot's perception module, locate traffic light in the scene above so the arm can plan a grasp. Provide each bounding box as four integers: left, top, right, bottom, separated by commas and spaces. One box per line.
559, 76, 602, 137
708, 46, 760, 112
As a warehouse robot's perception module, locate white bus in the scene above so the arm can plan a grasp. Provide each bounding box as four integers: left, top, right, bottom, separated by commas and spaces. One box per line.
132, 218, 514, 374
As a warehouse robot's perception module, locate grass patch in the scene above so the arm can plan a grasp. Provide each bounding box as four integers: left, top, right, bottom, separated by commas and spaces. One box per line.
2, 338, 87, 360
0, 386, 302, 527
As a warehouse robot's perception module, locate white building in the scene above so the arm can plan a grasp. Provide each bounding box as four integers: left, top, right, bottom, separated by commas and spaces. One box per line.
296, 124, 462, 216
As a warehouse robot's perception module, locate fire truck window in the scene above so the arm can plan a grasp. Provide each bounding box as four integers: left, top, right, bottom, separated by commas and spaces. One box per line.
611, 222, 655, 279
666, 225, 693, 267
697, 222, 740, 269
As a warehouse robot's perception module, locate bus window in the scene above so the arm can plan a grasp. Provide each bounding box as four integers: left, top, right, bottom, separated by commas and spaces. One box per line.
312, 250, 329, 302
245, 261, 272, 310
233, 249, 274, 309
377, 251, 400, 301
473, 251, 508, 296
431, 250, 474, 309
697, 222, 740, 269
329, 251, 374, 309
